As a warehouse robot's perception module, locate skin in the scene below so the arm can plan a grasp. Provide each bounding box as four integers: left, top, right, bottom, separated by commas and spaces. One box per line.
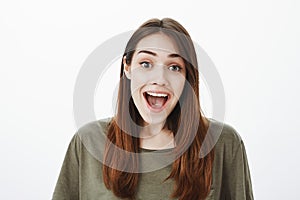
124, 33, 187, 149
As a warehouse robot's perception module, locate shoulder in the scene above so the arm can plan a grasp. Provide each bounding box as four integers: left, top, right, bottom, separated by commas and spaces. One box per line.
71, 117, 113, 158
209, 118, 242, 144
208, 118, 244, 161
76, 117, 112, 137
208, 120, 254, 198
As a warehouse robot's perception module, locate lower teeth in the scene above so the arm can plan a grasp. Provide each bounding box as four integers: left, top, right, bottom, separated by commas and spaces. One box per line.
147, 95, 166, 108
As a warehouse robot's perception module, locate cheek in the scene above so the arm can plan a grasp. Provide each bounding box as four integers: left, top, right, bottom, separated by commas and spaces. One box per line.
170, 74, 186, 97
130, 72, 146, 95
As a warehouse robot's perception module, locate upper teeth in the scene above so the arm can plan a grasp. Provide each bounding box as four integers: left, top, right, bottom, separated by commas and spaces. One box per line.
147, 92, 168, 97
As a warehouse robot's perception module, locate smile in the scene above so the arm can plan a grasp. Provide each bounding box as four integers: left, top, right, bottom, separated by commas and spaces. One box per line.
143, 91, 171, 112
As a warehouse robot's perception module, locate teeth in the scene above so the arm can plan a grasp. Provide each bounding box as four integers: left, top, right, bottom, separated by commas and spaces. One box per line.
146, 92, 168, 97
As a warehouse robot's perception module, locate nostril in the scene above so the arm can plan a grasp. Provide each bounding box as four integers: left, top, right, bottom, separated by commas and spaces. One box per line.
151, 82, 166, 86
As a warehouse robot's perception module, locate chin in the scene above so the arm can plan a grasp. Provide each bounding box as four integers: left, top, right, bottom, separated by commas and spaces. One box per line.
139, 109, 169, 125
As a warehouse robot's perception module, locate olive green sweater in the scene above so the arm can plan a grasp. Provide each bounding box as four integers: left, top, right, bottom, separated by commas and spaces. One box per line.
53, 118, 253, 200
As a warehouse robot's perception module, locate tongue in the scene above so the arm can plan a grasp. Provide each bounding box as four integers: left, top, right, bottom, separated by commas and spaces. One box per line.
147, 96, 166, 108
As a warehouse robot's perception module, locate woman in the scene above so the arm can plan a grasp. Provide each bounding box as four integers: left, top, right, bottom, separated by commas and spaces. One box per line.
53, 18, 253, 200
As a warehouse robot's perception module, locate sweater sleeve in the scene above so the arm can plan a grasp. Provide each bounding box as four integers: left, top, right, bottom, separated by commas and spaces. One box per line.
225, 140, 254, 200
52, 133, 81, 200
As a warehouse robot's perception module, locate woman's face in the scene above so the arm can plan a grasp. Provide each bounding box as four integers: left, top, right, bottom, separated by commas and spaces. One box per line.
124, 33, 186, 125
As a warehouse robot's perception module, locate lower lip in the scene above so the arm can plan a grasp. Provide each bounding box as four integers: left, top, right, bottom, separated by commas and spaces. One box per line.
143, 94, 171, 113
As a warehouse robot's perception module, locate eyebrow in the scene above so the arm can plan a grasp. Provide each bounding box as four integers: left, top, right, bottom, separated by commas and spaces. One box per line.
137, 50, 182, 58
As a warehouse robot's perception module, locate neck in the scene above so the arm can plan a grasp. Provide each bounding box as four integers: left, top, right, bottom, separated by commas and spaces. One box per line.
139, 122, 175, 150
140, 122, 165, 137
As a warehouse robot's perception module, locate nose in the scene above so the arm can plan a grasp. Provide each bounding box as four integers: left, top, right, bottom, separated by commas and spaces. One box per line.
149, 64, 169, 86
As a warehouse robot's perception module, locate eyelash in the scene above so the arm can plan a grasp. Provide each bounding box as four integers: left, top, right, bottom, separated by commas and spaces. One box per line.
139, 61, 182, 72
139, 61, 152, 69
169, 65, 182, 72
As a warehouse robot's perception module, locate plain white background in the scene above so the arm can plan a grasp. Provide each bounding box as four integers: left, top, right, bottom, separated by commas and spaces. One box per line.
1, 0, 299, 199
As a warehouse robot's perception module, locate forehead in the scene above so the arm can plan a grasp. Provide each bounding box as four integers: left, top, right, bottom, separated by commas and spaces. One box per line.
135, 33, 180, 55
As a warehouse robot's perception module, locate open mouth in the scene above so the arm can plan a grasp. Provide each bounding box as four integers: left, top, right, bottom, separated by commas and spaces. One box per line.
143, 91, 170, 111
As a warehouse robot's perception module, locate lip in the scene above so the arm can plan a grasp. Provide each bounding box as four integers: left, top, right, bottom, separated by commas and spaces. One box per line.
143, 90, 172, 113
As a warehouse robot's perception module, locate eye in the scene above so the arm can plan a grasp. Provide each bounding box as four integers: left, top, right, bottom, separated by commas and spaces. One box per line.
139, 61, 152, 69
168, 65, 182, 72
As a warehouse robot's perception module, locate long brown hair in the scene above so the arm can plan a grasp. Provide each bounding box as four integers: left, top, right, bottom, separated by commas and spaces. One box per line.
103, 18, 215, 200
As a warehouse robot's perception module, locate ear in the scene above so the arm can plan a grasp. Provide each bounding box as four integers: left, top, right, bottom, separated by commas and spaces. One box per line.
123, 56, 131, 79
